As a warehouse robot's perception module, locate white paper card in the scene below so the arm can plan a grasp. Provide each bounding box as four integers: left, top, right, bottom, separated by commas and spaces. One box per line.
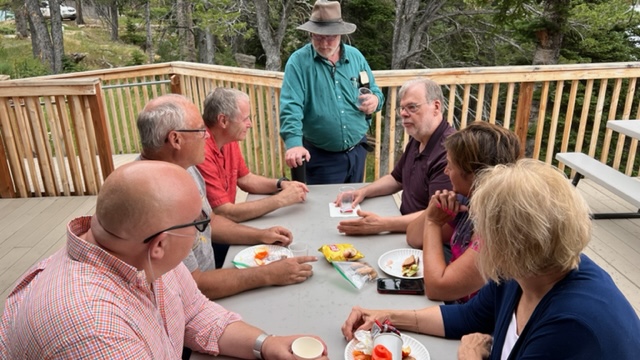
328, 202, 361, 217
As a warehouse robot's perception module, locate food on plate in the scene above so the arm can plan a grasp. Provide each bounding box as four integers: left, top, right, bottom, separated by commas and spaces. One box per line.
319, 243, 364, 262
350, 329, 414, 360
401, 255, 419, 277
254, 246, 269, 265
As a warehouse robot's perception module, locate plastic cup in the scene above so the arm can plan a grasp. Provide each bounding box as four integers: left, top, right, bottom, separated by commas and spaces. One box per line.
291, 336, 324, 360
358, 87, 372, 107
339, 186, 355, 213
289, 242, 309, 257
372, 333, 403, 360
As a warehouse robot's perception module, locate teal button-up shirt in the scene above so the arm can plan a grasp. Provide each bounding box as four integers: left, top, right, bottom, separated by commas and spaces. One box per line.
279, 43, 384, 152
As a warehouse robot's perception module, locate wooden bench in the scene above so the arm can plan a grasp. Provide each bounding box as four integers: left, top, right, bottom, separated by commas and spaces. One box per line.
556, 152, 640, 219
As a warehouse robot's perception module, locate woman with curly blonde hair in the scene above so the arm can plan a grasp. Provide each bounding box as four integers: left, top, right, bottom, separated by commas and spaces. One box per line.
343, 159, 640, 360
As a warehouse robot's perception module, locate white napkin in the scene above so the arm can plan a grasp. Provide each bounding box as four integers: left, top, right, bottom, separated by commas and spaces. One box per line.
328, 202, 361, 217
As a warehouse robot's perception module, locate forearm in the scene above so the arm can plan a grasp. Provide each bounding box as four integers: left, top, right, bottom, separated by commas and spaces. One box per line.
214, 198, 283, 223
388, 307, 445, 337
360, 175, 402, 199
383, 211, 424, 233
210, 215, 264, 245
406, 212, 426, 248
422, 221, 450, 300
217, 321, 264, 359
195, 267, 275, 299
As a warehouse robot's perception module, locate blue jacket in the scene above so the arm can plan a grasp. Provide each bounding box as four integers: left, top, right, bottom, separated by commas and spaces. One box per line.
441, 254, 640, 359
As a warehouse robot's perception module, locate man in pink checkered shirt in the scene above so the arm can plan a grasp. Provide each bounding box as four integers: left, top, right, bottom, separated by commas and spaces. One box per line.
0, 161, 326, 359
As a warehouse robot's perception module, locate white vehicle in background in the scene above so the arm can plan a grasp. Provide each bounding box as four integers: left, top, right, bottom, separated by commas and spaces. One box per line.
40, 1, 77, 21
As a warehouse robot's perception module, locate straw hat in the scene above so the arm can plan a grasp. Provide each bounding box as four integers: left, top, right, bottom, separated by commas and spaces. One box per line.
297, 1, 356, 35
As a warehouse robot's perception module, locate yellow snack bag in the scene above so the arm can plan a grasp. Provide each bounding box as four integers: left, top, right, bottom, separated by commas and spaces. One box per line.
318, 243, 364, 262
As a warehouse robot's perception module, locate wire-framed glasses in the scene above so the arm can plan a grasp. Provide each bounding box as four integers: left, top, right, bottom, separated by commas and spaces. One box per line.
396, 102, 427, 116
173, 128, 208, 138
143, 209, 210, 243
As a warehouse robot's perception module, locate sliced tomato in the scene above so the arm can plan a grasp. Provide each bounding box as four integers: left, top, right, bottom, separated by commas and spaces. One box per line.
254, 247, 269, 260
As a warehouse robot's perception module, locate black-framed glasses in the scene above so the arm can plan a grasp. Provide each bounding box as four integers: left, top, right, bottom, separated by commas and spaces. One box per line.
396, 102, 427, 116
143, 209, 210, 243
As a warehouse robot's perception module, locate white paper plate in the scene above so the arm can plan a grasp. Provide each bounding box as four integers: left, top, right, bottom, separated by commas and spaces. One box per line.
344, 332, 430, 360
378, 249, 424, 279
232, 245, 293, 268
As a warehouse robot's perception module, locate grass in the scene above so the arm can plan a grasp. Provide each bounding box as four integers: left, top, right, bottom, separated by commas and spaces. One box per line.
0, 18, 145, 79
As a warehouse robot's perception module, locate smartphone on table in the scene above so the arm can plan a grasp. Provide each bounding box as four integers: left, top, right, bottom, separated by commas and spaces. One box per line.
376, 278, 425, 295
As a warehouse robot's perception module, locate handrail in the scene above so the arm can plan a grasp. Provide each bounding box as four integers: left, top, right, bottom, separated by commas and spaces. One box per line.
2, 61, 640, 197
0, 78, 112, 197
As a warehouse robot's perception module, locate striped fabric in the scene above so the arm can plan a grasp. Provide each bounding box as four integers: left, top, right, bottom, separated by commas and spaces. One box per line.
0, 216, 241, 359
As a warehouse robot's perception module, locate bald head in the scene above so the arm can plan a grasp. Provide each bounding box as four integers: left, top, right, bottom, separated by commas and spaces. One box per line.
95, 161, 201, 243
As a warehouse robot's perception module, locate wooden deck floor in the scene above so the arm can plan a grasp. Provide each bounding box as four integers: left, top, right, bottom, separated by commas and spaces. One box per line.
1, 158, 639, 316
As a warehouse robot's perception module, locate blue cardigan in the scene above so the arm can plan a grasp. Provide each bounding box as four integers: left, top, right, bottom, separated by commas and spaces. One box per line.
440, 255, 640, 359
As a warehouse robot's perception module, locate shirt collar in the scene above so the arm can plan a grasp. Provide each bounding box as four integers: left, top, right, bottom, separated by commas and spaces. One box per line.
66, 216, 149, 287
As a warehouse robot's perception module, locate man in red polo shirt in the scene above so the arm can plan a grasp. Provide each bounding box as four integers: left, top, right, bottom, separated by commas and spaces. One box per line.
197, 88, 309, 267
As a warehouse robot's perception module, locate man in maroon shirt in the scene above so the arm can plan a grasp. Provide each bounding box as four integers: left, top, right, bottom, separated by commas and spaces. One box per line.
337, 79, 454, 235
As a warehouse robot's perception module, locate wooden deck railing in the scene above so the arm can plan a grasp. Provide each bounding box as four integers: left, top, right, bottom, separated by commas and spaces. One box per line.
0, 79, 112, 197
2, 61, 640, 197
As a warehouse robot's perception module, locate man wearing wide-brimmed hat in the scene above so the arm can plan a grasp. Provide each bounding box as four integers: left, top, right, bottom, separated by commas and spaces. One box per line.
279, 0, 384, 185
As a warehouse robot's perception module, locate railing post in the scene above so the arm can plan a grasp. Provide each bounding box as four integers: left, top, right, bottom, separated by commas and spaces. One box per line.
515, 82, 534, 156
90, 81, 115, 183
170, 74, 182, 95
0, 134, 15, 198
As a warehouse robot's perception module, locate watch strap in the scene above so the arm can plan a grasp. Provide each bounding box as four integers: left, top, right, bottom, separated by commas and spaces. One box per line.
253, 333, 270, 359
276, 177, 289, 191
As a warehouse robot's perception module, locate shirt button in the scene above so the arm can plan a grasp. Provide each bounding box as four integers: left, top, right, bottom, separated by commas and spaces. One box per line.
338, 96, 341, 99
341, 111, 344, 114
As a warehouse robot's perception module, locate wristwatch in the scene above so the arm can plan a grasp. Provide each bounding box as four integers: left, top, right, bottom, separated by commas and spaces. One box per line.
253, 333, 271, 359
276, 177, 289, 191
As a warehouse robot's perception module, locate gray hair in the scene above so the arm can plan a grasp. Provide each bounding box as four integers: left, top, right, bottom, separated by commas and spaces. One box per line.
397, 78, 444, 106
137, 94, 189, 151
202, 88, 249, 127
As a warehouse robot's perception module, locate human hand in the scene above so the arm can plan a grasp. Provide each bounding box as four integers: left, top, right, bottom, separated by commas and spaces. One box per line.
261, 226, 293, 247
458, 333, 492, 360
358, 93, 379, 115
265, 256, 317, 285
424, 190, 466, 226
278, 181, 309, 205
341, 306, 390, 341
262, 334, 328, 360
285, 147, 311, 168
337, 210, 385, 235
334, 188, 366, 208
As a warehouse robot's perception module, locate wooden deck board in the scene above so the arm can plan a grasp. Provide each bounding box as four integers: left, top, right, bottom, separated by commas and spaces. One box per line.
1, 173, 639, 318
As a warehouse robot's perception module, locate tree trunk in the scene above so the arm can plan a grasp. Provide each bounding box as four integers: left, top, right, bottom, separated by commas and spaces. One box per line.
145, 0, 154, 63
110, 1, 118, 41
196, 29, 215, 64
383, 0, 446, 170
14, 3, 29, 39
75, 0, 85, 25
526, 0, 571, 156
25, 0, 54, 71
253, 0, 295, 71
176, 0, 195, 62
532, 0, 570, 65
49, 0, 64, 73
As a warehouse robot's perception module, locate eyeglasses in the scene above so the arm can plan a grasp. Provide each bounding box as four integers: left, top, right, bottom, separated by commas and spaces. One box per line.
396, 102, 427, 116
173, 128, 208, 138
143, 209, 210, 243
311, 34, 339, 41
